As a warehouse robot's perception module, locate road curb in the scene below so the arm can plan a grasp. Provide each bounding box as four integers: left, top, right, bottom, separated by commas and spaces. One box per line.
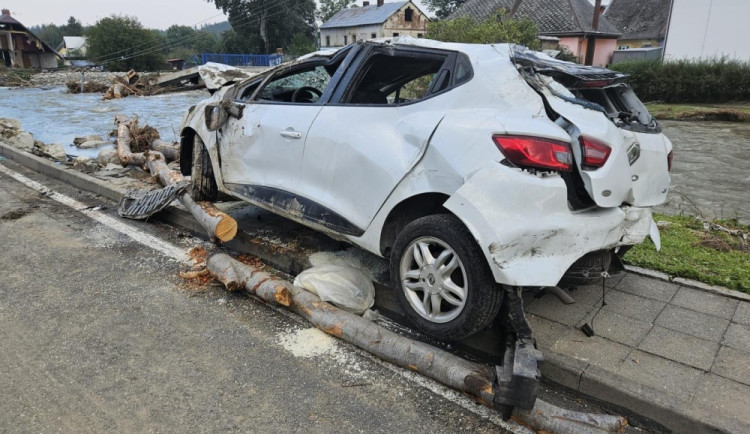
542, 351, 742, 433
0, 142, 742, 432
625, 265, 750, 303
0, 143, 127, 202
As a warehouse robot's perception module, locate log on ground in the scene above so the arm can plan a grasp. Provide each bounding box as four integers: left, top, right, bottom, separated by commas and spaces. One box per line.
206, 253, 628, 433
114, 114, 237, 242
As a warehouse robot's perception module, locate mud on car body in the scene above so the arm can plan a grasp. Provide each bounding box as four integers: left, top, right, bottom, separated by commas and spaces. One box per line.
179, 37, 672, 341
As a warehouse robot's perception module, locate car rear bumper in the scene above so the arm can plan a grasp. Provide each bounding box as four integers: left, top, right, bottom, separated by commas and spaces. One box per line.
443, 163, 654, 287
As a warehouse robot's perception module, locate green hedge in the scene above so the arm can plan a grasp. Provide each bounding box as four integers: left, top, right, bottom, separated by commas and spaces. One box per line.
610, 58, 750, 103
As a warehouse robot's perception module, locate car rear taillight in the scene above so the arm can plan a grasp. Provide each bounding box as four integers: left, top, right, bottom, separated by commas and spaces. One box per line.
667, 150, 673, 172
493, 135, 573, 172
580, 136, 612, 169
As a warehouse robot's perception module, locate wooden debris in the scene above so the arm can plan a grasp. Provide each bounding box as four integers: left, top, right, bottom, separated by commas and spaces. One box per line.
115, 114, 237, 242
207, 253, 629, 433
102, 69, 179, 100
66, 81, 109, 94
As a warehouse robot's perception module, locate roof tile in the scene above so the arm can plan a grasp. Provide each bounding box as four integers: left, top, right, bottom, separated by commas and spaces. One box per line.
451, 0, 620, 36
604, 0, 670, 40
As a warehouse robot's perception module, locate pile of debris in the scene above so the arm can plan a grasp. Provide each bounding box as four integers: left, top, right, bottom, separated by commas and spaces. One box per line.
62, 63, 262, 99
66, 81, 110, 94
101, 70, 179, 100
35, 70, 120, 88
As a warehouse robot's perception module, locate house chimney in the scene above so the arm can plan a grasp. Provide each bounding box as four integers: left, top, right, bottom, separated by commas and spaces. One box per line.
1, 9, 10, 16
377, 0, 384, 6
363, 1, 369, 5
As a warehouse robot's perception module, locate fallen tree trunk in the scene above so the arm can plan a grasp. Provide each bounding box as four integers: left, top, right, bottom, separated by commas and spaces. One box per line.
515, 399, 627, 433
207, 253, 627, 433
115, 115, 237, 242
150, 139, 179, 162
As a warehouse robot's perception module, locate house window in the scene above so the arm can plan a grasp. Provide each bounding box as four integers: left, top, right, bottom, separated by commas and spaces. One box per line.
417, 33, 423, 38
326, 36, 330, 47
352, 34, 357, 43
404, 7, 413, 22
392, 33, 399, 37
344, 35, 348, 45
371, 33, 377, 39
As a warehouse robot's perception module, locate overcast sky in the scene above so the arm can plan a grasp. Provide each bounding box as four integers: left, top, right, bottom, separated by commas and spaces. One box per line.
3, 0, 432, 29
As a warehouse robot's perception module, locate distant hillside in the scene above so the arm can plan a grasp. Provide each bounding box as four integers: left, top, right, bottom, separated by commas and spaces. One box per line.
199, 21, 231, 39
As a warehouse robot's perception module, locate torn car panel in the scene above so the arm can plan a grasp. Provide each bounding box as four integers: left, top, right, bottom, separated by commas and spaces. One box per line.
512, 48, 671, 209
444, 163, 653, 287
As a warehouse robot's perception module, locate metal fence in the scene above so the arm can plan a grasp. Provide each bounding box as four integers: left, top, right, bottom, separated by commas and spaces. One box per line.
199, 53, 285, 67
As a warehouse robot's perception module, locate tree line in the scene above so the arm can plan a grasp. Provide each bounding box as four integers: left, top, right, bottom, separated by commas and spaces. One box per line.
31, 0, 538, 72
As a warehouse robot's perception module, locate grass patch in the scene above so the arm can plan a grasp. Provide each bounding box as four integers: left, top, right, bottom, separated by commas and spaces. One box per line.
645, 103, 750, 122
623, 213, 749, 292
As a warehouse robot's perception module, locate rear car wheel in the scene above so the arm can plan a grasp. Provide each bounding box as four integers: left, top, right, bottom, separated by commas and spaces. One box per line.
191, 134, 217, 202
390, 214, 503, 341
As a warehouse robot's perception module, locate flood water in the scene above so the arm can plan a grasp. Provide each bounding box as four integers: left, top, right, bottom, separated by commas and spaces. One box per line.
0, 86, 747, 224
0, 86, 209, 159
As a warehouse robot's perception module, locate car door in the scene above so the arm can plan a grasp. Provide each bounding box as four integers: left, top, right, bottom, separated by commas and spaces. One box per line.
218, 61, 341, 200
299, 45, 456, 233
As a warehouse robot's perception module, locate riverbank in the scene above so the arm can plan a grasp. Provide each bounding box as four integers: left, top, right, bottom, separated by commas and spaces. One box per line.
0, 69, 122, 88
646, 103, 750, 122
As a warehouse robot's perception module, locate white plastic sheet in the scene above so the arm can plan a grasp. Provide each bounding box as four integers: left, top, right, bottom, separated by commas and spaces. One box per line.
293, 265, 375, 315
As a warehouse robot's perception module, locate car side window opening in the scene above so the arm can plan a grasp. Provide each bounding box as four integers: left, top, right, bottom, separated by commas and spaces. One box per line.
345, 51, 449, 105
454, 53, 472, 85
252, 64, 338, 104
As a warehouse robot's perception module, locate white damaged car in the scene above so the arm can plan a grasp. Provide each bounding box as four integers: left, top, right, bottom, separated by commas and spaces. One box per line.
179, 37, 672, 340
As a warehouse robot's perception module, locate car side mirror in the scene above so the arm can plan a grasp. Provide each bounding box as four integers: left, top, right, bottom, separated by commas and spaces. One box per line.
204, 100, 245, 131
205, 104, 228, 131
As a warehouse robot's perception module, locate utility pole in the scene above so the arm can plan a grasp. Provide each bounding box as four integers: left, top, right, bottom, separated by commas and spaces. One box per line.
584, 0, 602, 66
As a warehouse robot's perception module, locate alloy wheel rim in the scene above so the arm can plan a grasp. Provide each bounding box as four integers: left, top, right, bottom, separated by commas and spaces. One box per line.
399, 237, 468, 323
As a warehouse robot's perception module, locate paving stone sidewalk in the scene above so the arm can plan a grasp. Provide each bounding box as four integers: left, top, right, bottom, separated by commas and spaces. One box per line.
525, 273, 750, 432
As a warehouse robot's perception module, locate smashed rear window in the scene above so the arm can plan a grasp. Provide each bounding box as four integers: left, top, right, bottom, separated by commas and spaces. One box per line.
512, 49, 660, 133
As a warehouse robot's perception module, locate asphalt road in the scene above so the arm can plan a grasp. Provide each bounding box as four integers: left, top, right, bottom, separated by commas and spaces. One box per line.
0, 159, 514, 433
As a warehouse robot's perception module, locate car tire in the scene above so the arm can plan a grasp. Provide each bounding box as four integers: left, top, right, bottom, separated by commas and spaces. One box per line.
191, 134, 217, 202
390, 214, 504, 341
